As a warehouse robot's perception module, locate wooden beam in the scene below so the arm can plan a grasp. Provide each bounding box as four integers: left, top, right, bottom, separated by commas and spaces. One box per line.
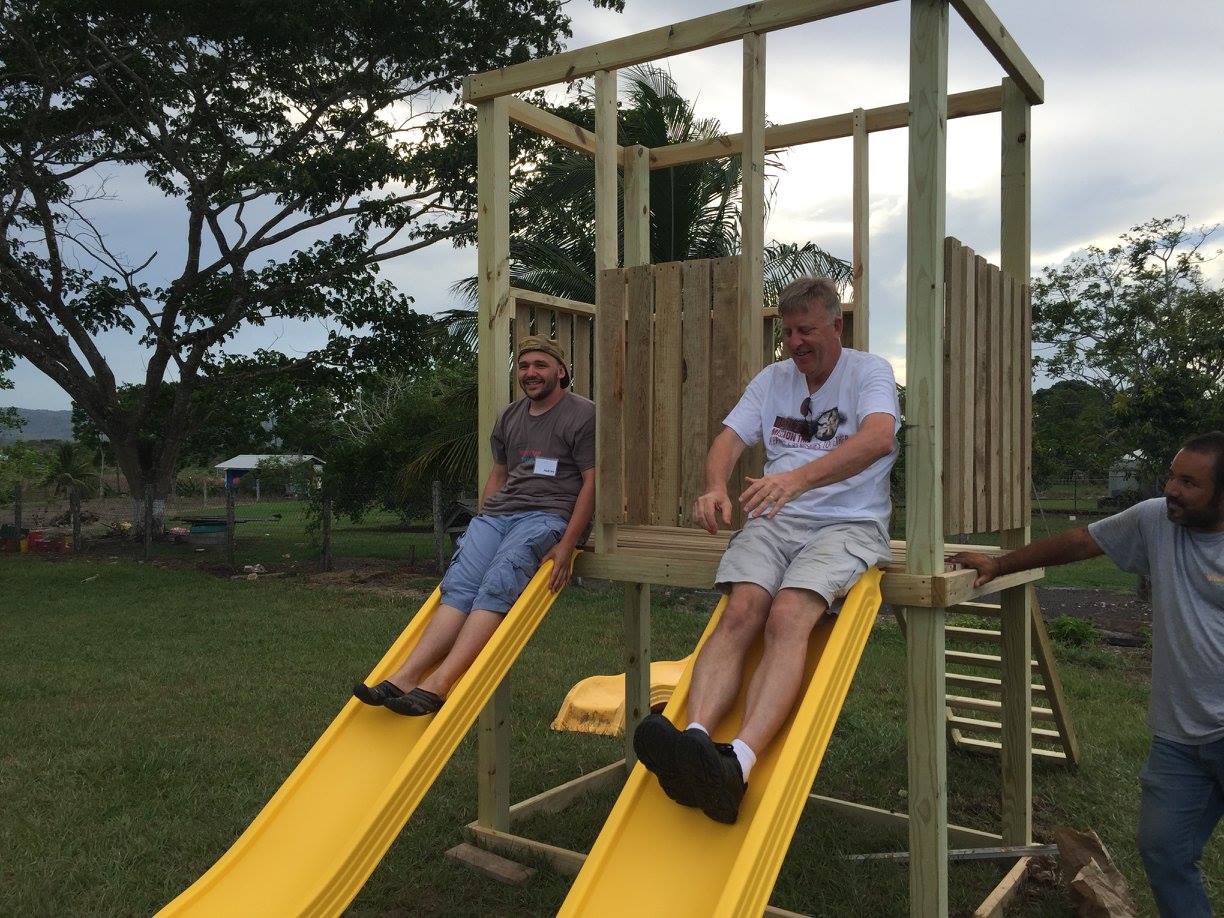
624, 583, 651, 768
463, 0, 896, 102
623, 144, 651, 268
905, 2, 949, 915
648, 86, 1001, 170
972, 856, 1033, 918
739, 33, 766, 391
593, 69, 619, 553
852, 107, 870, 350
509, 287, 594, 317
951, 0, 1044, 104
446, 842, 535, 885
507, 759, 626, 825
505, 97, 624, 161
808, 794, 1003, 849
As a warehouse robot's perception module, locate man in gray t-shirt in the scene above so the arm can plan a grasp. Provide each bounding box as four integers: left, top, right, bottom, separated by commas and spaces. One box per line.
951, 432, 1224, 918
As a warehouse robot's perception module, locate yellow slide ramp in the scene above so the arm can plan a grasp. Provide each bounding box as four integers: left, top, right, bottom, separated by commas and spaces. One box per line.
160, 562, 565, 917
560, 568, 884, 918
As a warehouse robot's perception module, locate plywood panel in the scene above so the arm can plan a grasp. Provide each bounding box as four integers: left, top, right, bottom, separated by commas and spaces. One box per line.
681, 260, 712, 526
652, 262, 683, 526
624, 265, 654, 524
595, 269, 625, 525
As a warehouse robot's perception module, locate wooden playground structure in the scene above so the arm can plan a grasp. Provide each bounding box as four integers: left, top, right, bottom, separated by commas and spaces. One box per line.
458, 1, 1068, 914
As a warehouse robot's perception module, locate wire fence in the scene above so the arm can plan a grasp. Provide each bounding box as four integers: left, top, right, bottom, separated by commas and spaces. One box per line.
1, 481, 469, 574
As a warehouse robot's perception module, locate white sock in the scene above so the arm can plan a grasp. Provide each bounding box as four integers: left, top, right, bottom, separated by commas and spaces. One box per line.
685, 722, 708, 735
731, 738, 757, 781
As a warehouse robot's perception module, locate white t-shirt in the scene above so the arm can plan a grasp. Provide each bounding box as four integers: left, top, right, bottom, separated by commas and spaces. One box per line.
722, 349, 900, 529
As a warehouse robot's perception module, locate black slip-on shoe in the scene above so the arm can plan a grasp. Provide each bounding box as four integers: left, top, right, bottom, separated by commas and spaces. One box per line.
633, 713, 702, 808
353, 680, 405, 706
676, 730, 747, 824
384, 687, 445, 717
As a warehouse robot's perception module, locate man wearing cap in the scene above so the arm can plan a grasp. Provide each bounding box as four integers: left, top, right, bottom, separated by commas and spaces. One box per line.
353, 335, 595, 716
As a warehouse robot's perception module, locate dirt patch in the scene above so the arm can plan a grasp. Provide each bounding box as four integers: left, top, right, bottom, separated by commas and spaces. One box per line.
1034, 587, 1151, 640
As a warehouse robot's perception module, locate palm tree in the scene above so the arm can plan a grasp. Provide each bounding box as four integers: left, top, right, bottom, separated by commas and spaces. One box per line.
41, 442, 100, 498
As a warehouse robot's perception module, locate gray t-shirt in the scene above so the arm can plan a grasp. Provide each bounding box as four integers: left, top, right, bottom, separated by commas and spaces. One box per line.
482, 392, 596, 521
1088, 498, 1224, 744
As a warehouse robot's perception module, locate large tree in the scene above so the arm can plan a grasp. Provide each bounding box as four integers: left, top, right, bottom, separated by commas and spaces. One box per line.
0, 0, 620, 499
1032, 215, 1224, 479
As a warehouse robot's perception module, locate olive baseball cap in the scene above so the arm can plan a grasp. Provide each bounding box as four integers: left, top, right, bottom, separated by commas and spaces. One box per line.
516, 334, 568, 368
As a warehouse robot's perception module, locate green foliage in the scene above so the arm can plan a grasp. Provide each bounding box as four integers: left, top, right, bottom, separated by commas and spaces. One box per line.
0, 442, 45, 493
1032, 216, 1224, 481
39, 442, 100, 497
0, 351, 19, 435
0, 0, 620, 494
1032, 380, 1116, 482
1048, 614, 1100, 648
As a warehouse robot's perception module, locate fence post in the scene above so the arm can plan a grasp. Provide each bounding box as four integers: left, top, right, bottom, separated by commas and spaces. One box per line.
13, 482, 21, 532
70, 485, 82, 552
432, 480, 446, 573
143, 484, 153, 562
225, 484, 236, 569
321, 494, 333, 572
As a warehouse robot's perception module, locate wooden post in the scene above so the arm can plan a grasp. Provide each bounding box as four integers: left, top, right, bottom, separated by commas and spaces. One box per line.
143, 484, 153, 562
70, 485, 81, 552
852, 107, 871, 351
623, 144, 650, 268
623, 582, 651, 769
476, 93, 513, 833
739, 33, 766, 386
904, 2, 949, 915
432, 480, 446, 573
998, 75, 1033, 846
593, 68, 620, 554
321, 494, 334, 573
225, 484, 236, 569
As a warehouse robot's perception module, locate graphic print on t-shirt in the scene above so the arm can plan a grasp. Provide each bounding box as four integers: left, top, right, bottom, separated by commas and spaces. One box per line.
770, 407, 849, 449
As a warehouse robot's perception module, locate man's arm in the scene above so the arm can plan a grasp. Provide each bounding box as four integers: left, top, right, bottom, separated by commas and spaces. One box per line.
478, 464, 508, 509
739, 412, 896, 519
541, 467, 596, 591
949, 527, 1104, 587
692, 426, 750, 534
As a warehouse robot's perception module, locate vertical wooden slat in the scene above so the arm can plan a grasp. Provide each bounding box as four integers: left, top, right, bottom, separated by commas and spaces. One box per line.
556, 312, 574, 389
624, 144, 651, 268
652, 262, 682, 526
536, 306, 556, 338
905, 2, 949, 914
852, 107, 870, 351
999, 274, 1014, 528
763, 315, 777, 366
512, 298, 531, 398
710, 257, 742, 529
624, 265, 654, 524
1020, 283, 1032, 518
973, 254, 991, 533
596, 269, 625, 525
574, 318, 592, 398
739, 32, 766, 390
959, 248, 977, 529
593, 68, 619, 551
988, 263, 1002, 532
623, 582, 651, 769
680, 260, 711, 526
943, 237, 963, 536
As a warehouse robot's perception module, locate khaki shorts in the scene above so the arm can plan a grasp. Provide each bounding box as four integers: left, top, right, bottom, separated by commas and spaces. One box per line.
714, 515, 891, 609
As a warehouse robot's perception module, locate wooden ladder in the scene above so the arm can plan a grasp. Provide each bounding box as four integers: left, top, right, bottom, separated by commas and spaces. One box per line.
943, 588, 1080, 765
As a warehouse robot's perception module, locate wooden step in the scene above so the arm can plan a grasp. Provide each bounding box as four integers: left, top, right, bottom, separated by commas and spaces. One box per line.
946, 694, 1055, 721
948, 601, 1004, 616
955, 735, 1067, 762
945, 672, 1047, 694
946, 625, 1002, 643
948, 715, 1062, 740
946, 649, 1040, 671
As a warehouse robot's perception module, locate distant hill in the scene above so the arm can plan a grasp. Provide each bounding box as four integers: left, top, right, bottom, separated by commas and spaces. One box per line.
0, 408, 73, 443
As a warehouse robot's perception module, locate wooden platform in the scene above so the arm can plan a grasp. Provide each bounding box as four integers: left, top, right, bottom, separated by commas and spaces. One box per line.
574, 527, 1042, 608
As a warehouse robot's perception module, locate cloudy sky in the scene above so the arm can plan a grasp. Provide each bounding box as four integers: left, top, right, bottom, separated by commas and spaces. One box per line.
5, 0, 1223, 410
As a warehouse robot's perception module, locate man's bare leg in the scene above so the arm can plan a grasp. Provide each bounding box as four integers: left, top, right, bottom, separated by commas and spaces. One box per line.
736, 588, 827, 754
384, 604, 469, 691
686, 583, 773, 730
417, 609, 504, 698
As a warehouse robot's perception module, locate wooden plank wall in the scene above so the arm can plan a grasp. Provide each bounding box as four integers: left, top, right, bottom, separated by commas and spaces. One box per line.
942, 237, 1029, 536
595, 255, 744, 530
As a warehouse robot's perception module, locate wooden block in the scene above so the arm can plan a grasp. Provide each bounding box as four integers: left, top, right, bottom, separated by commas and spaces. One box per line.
624, 265, 654, 524
445, 842, 536, 886
680, 260, 712, 526
651, 262, 682, 526
973, 254, 991, 532
595, 268, 625, 525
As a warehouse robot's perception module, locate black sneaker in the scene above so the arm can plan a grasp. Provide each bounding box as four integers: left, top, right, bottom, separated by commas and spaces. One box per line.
384, 687, 444, 717
632, 713, 702, 808
675, 730, 747, 824
353, 680, 405, 706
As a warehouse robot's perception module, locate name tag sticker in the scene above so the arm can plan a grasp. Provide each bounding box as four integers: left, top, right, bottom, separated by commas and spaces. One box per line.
534, 457, 559, 477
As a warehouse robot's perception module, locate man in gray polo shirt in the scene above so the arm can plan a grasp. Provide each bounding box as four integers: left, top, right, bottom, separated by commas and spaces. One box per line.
950, 431, 1224, 918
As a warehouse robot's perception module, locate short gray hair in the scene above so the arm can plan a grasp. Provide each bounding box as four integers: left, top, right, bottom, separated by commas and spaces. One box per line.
777, 277, 842, 320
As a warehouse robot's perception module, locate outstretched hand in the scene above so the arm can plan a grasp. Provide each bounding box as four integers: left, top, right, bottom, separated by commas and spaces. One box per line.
541, 542, 576, 592
739, 470, 804, 519
947, 550, 1000, 588
692, 489, 733, 534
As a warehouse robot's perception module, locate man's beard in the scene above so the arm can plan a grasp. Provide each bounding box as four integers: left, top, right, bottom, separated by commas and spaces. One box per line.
524, 376, 558, 401
1167, 492, 1224, 530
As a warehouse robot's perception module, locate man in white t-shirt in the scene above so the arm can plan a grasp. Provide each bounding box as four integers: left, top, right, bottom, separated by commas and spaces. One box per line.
634, 276, 900, 823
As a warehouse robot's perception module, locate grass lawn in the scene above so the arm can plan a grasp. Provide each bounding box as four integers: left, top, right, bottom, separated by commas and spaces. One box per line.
3, 556, 1218, 916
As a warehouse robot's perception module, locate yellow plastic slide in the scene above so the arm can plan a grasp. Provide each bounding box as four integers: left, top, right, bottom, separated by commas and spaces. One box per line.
159, 562, 565, 918
560, 568, 884, 918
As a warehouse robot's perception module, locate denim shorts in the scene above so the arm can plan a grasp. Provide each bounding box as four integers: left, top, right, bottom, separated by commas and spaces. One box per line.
440, 511, 569, 614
